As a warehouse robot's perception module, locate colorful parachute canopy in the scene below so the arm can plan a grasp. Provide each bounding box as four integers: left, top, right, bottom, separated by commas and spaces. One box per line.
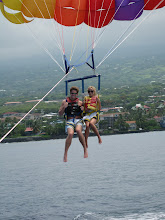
0, 0, 165, 26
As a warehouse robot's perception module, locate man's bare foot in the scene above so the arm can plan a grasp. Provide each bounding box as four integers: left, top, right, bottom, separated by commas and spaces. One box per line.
84, 149, 88, 158
63, 154, 67, 162
98, 137, 102, 144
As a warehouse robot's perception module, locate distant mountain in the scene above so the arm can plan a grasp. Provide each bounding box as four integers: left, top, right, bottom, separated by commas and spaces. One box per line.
0, 51, 165, 100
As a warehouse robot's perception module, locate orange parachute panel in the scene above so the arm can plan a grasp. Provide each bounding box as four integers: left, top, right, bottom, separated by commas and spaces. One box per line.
22, 0, 56, 18
54, 0, 86, 26
144, 0, 165, 10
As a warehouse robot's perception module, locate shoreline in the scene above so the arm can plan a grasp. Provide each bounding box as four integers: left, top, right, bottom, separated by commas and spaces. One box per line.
1, 129, 164, 144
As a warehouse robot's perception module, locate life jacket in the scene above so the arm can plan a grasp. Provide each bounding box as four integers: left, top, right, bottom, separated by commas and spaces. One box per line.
84, 96, 97, 112
65, 97, 82, 118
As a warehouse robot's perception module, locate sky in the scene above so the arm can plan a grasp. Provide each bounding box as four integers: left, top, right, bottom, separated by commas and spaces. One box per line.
0, 6, 165, 70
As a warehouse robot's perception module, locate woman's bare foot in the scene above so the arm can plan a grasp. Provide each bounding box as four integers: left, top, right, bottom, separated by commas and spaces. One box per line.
98, 137, 102, 144
84, 149, 88, 158
63, 154, 67, 162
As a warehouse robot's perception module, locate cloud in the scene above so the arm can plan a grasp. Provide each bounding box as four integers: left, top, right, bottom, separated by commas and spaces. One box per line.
0, 8, 165, 63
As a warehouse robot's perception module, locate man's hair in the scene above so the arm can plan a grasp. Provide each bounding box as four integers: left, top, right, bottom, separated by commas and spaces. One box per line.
70, 86, 79, 94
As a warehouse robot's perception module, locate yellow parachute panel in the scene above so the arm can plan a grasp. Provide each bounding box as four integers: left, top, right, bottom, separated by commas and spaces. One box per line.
3, 0, 22, 11
0, 1, 30, 24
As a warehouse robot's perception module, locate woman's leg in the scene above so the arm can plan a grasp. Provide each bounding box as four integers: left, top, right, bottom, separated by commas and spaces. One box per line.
89, 118, 102, 144
85, 121, 90, 148
75, 125, 88, 158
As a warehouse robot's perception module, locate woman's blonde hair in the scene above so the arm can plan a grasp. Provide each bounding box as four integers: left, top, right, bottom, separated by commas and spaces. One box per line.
87, 86, 97, 96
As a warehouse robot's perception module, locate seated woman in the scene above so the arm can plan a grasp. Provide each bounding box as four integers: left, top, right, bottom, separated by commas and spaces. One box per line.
83, 86, 102, 148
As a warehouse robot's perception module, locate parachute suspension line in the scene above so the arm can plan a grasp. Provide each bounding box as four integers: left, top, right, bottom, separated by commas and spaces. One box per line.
11, 3, 64, 73
58, 0, 65, 54
70, 0, 81, 62
94, 0, 127, 50
71, 0, 122, 62
95, 0, 110, 46
69, 25, 83, 62
18, 0, 64, 58
43, 0, 61, 48
64, 55, 70, 74
86, 50, 95, 70
93, 0, 153, 57
19, 0, 63, 54
86, 0, 91, 58
96, 0, 165, 69
88, 0, 95, 50
26, 24, 65, 72
97, 0, 106, 28
33, 0, 44, 18
92, 0, 98, 48
0, 67, 74, 143
53, 11, 65, 55
43, 0, 51, 18
42, 0, 65, 62
64, 49, 95, 75
96, 0, 154, 66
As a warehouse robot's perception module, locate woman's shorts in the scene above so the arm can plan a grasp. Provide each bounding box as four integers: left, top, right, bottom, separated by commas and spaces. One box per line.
65, 118, 83, 132
83, 112, 99, 122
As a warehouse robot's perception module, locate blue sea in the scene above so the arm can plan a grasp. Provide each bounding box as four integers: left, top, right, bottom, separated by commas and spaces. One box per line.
0, 131, 165, 220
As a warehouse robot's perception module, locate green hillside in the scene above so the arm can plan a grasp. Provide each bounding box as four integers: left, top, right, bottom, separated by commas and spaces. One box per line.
0, 55, 165, 102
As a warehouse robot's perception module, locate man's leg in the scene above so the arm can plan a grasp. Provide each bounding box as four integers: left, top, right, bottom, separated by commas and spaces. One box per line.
89, 118, 102, 144
64, 128, 74, 162
75, 125, 88, 158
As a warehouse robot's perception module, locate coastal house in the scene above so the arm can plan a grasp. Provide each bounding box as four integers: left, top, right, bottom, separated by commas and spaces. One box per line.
126, 121, 137, 131
25, 99, 41, 103
100, 107, 123, 113
153, 116, 161, 123
131, 104, 150, 112
100, 112, 129, 128
4, 102, 22, 106
25, 127, 33, 135
2, 112, 22, 118
160, 117, 165, 128
2, 112, 42, 121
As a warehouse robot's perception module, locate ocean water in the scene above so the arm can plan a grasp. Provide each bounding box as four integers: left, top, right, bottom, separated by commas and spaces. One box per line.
0, 131, 165, 220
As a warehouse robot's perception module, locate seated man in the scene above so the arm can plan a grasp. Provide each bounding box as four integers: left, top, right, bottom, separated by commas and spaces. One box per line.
59, 86, 88, 162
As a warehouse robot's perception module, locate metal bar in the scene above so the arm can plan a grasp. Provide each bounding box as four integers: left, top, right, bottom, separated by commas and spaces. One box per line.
65, 74, 100, 83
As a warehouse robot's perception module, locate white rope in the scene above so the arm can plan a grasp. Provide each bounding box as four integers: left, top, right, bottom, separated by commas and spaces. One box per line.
42, 0, 66, 66
0, 68, 74, 143
19, 0, 64, 54
96, 0, 151, 63
96, 0, 165, 69
16, 0, 65, 70
94, 0, 128, 49
72, 0, 128, 62
70, 25, 83, 62
33, 0, 66, 56
26, 24, 65, 72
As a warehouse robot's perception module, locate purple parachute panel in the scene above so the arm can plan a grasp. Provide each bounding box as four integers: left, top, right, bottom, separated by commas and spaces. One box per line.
114, 0, 144, 20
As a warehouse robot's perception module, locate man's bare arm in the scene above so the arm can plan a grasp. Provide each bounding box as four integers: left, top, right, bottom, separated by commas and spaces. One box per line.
59, 100, 68, 116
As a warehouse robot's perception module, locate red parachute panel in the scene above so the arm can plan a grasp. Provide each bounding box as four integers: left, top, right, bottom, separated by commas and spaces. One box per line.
84, 0, 115, 28
144, 0, 165, 10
